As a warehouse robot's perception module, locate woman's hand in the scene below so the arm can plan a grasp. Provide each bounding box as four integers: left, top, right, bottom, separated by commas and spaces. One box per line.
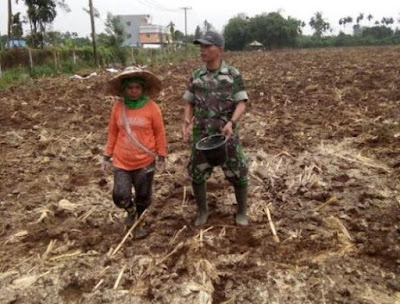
156, 156, 166, 172
101, 155, 111, 173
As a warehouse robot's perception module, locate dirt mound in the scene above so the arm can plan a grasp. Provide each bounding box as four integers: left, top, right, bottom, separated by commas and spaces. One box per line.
1, 47, 400, 303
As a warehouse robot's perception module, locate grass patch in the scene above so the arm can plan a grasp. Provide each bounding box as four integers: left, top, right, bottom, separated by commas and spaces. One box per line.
0, 46, 198, 91
0, 67, 31, 91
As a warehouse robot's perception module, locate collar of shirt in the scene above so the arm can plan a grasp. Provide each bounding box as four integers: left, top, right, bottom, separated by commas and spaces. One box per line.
199, 61, 230, 77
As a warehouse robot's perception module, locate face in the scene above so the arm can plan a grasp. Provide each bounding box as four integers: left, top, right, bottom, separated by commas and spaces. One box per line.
124, 82, 144, 99
200, 44, 223, 63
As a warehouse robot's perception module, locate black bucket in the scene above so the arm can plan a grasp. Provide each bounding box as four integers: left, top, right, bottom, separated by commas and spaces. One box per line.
195, 134, 228, 166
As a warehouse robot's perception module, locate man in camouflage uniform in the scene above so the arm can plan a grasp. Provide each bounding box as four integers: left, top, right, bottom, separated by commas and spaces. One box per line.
182, 31, 249, 226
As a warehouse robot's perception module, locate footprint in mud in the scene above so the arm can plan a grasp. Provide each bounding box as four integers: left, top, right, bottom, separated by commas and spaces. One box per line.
98, 178, 108, 187
59, 280, 94, 303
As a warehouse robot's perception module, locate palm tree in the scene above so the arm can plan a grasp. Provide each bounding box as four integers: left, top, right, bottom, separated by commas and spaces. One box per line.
380, 17, 394, 26
11, 13, 24, 38
339, 16, 353, 33
309, 12, 330, 38
17, 0, 69, 48
18, 0, 57, 47
353, 13, 364, 35
356, 13, 364, 24
202, 20, 214, 33
339, 18, 346, 32
367, 14, 374, 26
168, 21, 175, 43
387, 17, 394, 25
194, 25, 201, 39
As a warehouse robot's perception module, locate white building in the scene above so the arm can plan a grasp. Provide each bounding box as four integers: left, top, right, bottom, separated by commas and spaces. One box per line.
117, 14, 151, 47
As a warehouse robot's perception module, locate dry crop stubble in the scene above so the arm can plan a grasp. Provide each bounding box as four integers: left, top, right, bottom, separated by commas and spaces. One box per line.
0, 47, 399, 303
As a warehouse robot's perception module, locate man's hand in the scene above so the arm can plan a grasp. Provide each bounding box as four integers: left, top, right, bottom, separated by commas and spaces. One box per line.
182, 120, 191, 143
222, 121, 234, 138
101, 155, 111, 173
182, 104, 194, 143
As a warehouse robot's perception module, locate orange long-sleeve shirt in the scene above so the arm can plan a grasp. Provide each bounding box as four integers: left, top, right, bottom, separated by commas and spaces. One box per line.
104, 100, 167, 171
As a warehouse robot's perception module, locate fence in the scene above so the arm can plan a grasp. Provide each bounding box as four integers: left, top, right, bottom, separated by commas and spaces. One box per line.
0, 45, 198, 74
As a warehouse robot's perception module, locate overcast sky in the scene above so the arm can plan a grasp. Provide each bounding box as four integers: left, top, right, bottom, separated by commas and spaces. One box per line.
1, 0, 399, 37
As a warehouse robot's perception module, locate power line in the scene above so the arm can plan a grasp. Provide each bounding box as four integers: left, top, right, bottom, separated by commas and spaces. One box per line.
133, 0, 179, 13
143, 0, 179, 12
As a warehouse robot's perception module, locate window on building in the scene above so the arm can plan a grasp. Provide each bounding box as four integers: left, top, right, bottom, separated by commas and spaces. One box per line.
126, 21, 131, 26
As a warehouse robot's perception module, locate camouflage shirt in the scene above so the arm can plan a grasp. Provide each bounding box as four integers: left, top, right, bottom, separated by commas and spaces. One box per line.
183, 61, 249, 185
183, 61, 248, 140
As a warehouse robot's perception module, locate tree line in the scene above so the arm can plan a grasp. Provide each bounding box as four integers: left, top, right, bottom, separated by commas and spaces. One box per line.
222, 12, 400, 50
3, 0, 400, 51
6, 0, 70, 48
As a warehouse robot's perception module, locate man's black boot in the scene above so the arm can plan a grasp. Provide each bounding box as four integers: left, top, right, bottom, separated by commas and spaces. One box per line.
192, 182, 208, 226
234, 184, 248, 226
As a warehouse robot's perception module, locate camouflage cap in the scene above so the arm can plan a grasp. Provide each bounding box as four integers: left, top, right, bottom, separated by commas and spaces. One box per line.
193, 31, 225, 48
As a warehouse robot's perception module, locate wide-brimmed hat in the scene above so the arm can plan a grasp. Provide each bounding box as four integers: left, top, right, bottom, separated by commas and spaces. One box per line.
106, 66, 162, 97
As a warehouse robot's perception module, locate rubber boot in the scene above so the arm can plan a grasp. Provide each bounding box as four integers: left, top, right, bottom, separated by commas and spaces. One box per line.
134, 223, 148, 239
192, 182, 208, 226
133, 204, 149, 238
234, 184, 248, 226
124, 203, 137, 227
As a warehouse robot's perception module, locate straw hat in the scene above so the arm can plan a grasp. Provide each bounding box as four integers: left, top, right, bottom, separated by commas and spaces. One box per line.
106, 66, 162, 97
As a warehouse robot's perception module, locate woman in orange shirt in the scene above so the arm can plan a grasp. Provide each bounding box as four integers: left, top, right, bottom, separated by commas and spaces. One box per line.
102, 67, 167, 236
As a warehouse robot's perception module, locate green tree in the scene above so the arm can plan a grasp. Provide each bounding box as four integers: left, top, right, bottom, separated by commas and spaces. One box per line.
367, 14, 374, 25
309, 12, 330, 38
167, 21, 175, 42
381, 17, 394, 26
353, 13, 364, 35
345, 16, 353, 29
0, 34, 8, 49
97, 33, 111, 47
202, 20, 213, 33
248, 12, 301, 49
11, 12, 24, 38
356, 13, 364, 24
362, 25, 393, 39
224, 14, 250, 51
18, 0, 69, 48
103, 13, 126, 64
339, 18, 345, 31
194, 25, 201, 39
174, 30, 184, 41
45, 30, 63, 46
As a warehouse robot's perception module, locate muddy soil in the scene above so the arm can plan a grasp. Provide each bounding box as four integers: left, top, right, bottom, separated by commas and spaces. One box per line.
1, 47, 400, 304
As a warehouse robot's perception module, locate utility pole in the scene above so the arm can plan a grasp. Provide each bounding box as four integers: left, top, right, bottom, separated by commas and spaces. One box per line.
180, 7, 191, 44
89, 0, 98, 66
8, 0, 12, 45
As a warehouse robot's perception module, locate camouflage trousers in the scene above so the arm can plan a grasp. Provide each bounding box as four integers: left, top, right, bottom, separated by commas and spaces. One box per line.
188, 133, 248, 186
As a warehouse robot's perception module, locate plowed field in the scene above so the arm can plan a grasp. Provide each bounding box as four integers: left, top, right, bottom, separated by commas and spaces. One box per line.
1, 47, 400, 303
